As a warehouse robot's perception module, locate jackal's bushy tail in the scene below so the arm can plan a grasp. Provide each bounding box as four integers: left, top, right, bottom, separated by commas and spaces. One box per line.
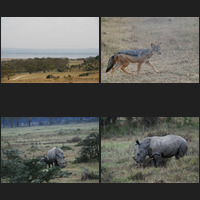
106, 54, 116, 73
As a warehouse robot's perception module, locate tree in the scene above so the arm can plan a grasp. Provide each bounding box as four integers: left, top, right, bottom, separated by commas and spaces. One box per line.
15, 117, 21, 127
1, 66, 16, 80
1, 117, 7, 128
26, 117, 32, 127
75, 133, 99, 163
8, 117, 15, 128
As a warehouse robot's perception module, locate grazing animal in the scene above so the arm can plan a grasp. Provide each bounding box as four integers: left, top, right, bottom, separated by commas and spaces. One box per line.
40, 156, 53, 168
47, 147, 65, 168
106, 43, 161, 77
133, 135, 188, 167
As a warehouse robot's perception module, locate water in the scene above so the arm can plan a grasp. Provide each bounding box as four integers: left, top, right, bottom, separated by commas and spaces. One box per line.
1, 53, 98, 59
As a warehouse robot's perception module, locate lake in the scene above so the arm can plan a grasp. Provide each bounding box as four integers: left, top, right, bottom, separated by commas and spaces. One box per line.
1, 53, 98, 59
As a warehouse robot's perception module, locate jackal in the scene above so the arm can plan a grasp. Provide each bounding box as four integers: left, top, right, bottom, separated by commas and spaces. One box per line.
106, 43, 161, 77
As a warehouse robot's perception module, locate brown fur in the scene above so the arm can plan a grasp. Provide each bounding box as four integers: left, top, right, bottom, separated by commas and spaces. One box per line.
109, 43, 161, 77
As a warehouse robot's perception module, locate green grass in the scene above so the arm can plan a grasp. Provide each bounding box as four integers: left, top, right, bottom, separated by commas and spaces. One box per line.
1, 122, 99, 183
101, 118, 199, 183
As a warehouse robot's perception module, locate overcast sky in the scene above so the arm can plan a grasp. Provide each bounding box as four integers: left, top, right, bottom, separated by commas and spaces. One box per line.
1, 17, 99, 49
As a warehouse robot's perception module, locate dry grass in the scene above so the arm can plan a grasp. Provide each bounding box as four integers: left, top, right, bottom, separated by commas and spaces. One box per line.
1, 71, 99, 83
101, 118, 199, 183
1, 59, 99, 83
101, 17, 199, 83
1, 122, 99, 183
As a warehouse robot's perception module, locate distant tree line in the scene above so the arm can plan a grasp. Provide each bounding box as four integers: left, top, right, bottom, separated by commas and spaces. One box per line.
1, 117, 98, 128
101, 117, 198, 137
1, 57, 69, 77
68, 56, 99, 72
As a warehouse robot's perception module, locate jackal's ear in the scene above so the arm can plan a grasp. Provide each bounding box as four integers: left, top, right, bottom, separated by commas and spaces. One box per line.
151, 43, 155, 48
158, 42, 162, 45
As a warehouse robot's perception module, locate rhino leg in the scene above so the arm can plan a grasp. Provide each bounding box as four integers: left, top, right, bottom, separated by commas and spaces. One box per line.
150, 159, 156, 167
153, 155, 163, 167
54, 160, 59, 166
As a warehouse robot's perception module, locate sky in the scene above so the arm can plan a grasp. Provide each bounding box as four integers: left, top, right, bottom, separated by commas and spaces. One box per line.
1, 17, 99, 49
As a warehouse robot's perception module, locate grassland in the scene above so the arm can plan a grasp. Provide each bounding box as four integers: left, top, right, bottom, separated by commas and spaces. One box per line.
1, 122, 99, 183
101, 118, 199, 183
1, 59, 99, 83
101, 17, 199, 83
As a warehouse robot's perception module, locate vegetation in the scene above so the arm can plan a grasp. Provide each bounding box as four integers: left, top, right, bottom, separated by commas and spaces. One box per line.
1, 66, 16, 80
1, 56, 99, 78
70, 56, 99, 72
1, 56, 99, 83
1, 148, 64, 183
1, 117, 98, 128
101, 117, 199, 183
1, 121, 99, 183
1, 58, 69, 74
101, 17, 199, 83
75, 133, 99, 163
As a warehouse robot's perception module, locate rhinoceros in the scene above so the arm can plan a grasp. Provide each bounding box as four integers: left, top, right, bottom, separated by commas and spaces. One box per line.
40, 156, 54, 168
47, 147, 65, 168
133, 135, 188, 167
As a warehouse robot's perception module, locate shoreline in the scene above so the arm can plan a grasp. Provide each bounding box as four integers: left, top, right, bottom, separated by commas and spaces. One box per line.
1, 55, 98, 62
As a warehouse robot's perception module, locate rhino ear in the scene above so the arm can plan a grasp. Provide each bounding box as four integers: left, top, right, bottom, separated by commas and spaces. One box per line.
134, 140, 140, 145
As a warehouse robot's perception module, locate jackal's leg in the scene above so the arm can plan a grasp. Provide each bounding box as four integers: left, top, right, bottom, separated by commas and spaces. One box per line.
145, 61, 159, 73
121, 63, 131, 74
111, 61, 121, 78
111, 67, 117, 78
137, 63, 142, 76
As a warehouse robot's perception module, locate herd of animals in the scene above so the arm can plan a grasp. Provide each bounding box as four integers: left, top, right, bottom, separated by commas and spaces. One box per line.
41, 134, 188, 169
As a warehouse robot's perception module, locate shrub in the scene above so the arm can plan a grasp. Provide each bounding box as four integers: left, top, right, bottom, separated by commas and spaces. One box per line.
46, 74, 53, 79
67, 136, 82, 143
74, 133, 99, 163
81, 168, 99, 181
60, 145, 73, 151
79, 72, 90, 77
1, 148, 65, 183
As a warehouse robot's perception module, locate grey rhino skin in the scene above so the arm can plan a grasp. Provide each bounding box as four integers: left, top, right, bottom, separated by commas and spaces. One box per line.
133, 135, 188, 167
47, 147, 65, 168
40, 156, 54, 168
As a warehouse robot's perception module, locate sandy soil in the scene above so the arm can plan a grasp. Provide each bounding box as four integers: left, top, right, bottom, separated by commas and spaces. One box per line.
101, 17, 199, 83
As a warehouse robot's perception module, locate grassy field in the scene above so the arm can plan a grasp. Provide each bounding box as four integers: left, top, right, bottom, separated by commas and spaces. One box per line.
1, 122, 99, 183
101, 118, 199, 183
101, 17, 199, 83
1, 59, 99, 83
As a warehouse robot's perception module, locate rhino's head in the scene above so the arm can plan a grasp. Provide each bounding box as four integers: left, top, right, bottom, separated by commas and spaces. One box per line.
133, 140, 149, 163
56, 151, 65, 168
40, 156, 48, 162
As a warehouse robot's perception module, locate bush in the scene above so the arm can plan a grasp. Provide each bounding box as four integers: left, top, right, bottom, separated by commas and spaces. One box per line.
74, 133, 99, 163
1, 148, 62, 183
79, 72, 90, 77
81, 168, 99, 181
46, 74, 53, 79
67, 136, 82, 143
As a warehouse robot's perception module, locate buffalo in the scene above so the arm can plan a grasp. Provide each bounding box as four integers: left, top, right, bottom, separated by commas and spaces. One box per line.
133, 135, 188, 167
